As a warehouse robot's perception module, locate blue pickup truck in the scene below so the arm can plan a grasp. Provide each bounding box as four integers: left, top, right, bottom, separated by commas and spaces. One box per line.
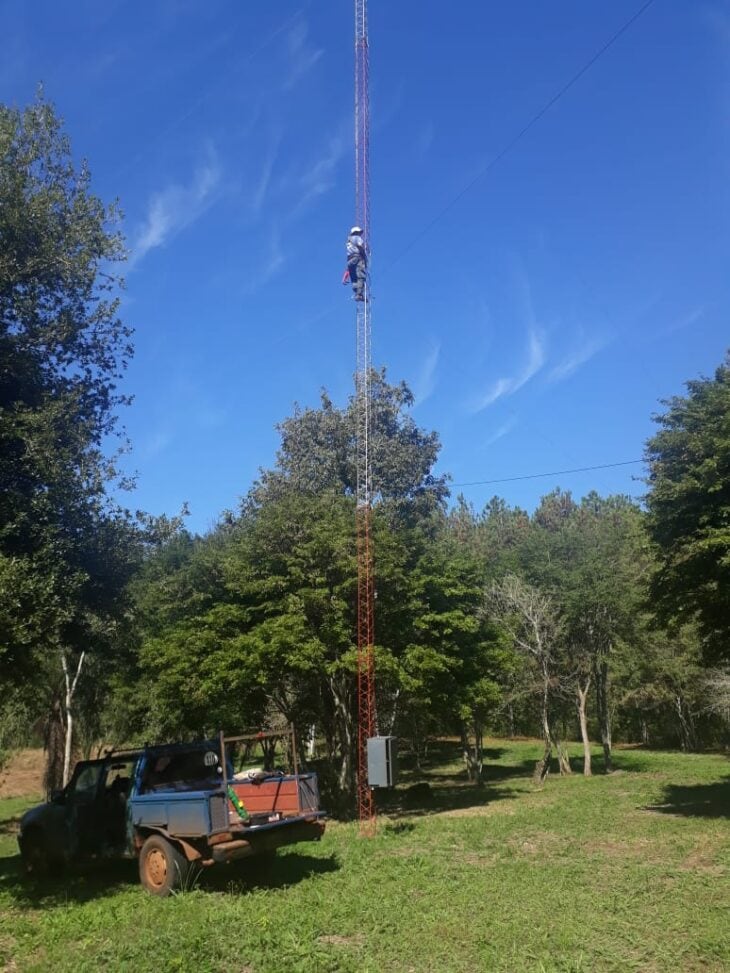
18, 734, 326, 896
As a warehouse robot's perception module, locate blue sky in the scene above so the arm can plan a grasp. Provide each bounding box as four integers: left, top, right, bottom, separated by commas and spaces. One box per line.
3, 0, 729, 533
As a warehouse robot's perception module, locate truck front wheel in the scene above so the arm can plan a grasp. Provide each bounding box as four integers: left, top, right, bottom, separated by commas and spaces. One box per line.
139, 835, 191, 896
21, 828, 64, 877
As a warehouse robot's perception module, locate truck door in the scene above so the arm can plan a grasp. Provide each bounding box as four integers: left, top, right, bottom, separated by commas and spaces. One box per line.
63, 761, 107, 857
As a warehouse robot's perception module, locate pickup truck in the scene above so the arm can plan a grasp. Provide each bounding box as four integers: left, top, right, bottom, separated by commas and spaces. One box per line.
18, 732, 326, 896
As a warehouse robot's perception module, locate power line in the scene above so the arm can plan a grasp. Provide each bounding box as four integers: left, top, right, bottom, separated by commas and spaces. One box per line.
389, 0, 658, 267
452, 459, 643, 488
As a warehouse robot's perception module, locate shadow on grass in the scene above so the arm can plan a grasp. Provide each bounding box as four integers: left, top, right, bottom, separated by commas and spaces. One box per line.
0, 849, 340, 907
0, 854, 139, 908
643, 777, 730, 819
386, 783, 523, 819
203, 851, 340, 893
376, 764, 534, 819
571, 751, 658, 775
370, 738, 541, 818
424, 758, 537, 786
382, 821, 416, 835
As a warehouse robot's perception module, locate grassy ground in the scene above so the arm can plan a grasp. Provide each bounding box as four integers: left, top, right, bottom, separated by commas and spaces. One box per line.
1, 741, 728, 973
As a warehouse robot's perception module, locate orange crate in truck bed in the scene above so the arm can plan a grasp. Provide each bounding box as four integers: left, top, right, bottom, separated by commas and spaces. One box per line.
228, 773, 320, 818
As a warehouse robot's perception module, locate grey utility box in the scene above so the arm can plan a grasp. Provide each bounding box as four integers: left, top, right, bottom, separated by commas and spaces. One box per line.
367, 736, 398, 789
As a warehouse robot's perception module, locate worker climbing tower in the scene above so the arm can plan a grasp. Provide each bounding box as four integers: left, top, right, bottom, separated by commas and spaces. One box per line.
354, 0, 376, 835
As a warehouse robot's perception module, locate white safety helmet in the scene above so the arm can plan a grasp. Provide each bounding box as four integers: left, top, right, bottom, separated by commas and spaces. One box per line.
350, 226, 363, 235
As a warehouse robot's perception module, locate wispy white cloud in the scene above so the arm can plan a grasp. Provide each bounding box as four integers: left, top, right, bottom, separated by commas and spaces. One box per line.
282, 21, 323, 91
412, 340, 441, 406
484, 416, 518, 447
251, 132, 282, 216
548, 335, 607, 383
131, 148, 221, 267
289, 119, 349, 213
469, 328, 547, 412
661, 305, 707, 337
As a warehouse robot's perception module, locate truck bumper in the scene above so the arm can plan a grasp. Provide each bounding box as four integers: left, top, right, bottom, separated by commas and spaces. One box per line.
211, 817, 326, 864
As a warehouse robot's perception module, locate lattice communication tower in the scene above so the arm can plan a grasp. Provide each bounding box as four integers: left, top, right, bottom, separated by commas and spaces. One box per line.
354, 0, 376, 835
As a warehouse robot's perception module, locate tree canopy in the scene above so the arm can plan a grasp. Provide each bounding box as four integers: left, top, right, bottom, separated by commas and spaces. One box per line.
0, 97, 135, 682
645, 352, 730, 661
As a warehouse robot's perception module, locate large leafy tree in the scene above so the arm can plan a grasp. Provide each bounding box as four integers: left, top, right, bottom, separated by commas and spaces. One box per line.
257, 370, 448, 517
645, 353, 730, 661
0, 97, 132, 671
132, 376, 506, 807
535, 493, 649, 773
0, 97, 140, 783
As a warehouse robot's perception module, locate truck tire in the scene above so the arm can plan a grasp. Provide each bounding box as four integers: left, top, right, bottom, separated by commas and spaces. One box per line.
139, 835, 191, 897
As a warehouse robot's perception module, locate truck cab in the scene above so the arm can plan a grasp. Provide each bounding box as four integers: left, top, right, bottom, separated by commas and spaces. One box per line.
19, 753, 139, 871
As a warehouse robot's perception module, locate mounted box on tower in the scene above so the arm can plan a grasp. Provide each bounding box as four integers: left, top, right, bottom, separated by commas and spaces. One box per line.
366, 736, 398, 789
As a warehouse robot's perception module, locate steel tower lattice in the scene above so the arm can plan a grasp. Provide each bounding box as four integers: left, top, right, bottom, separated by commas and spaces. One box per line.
354, 0, 376, 835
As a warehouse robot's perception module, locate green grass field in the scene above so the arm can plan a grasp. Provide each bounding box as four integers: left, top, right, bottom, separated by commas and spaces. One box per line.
1, 741, 728, 973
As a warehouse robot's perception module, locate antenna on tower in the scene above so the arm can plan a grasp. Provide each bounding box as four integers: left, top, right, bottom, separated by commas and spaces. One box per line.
354, 0, 376, 836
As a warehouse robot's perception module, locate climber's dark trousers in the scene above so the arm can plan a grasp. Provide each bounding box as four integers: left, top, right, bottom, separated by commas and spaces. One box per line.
348, 257, 366, 301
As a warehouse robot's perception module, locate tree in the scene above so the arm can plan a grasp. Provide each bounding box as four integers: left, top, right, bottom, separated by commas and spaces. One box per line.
645, 353, 730, 661
1, 96, 139, 785
519, 491, 648, 773
400, 534, 506, 783
703, 668, 730, 725
257, 370, 449, 517
619, 622, 705, 751
488, 574, 571, 783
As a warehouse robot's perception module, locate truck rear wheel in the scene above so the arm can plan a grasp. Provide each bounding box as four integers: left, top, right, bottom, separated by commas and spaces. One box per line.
139, 835, 191, 896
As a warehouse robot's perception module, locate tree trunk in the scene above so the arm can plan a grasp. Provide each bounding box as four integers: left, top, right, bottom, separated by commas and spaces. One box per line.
555, 733, 572, 776
412, 715, 422, 772
533, 667, 553, 784
382, 689, 400, 736
461, 722, 482, 782
675, 694, 698, 752
43, 694, 65, 799
507, 701, 515, 739
306, 724, 316, 760
328, 673, 354, 800
60, 649, 85, 787
576, 678, 592, 776
640, 717, 649, 747
461, 724, 473, 780
533, 738, 552, 784
474, 720, 483, 782
593, 656, 612, 773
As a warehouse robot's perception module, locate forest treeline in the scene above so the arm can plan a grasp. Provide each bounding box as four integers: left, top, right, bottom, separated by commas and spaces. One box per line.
1, 99, 729, 808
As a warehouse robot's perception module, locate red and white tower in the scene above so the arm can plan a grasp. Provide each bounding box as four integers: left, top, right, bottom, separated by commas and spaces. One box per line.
354, 0, 376, 835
